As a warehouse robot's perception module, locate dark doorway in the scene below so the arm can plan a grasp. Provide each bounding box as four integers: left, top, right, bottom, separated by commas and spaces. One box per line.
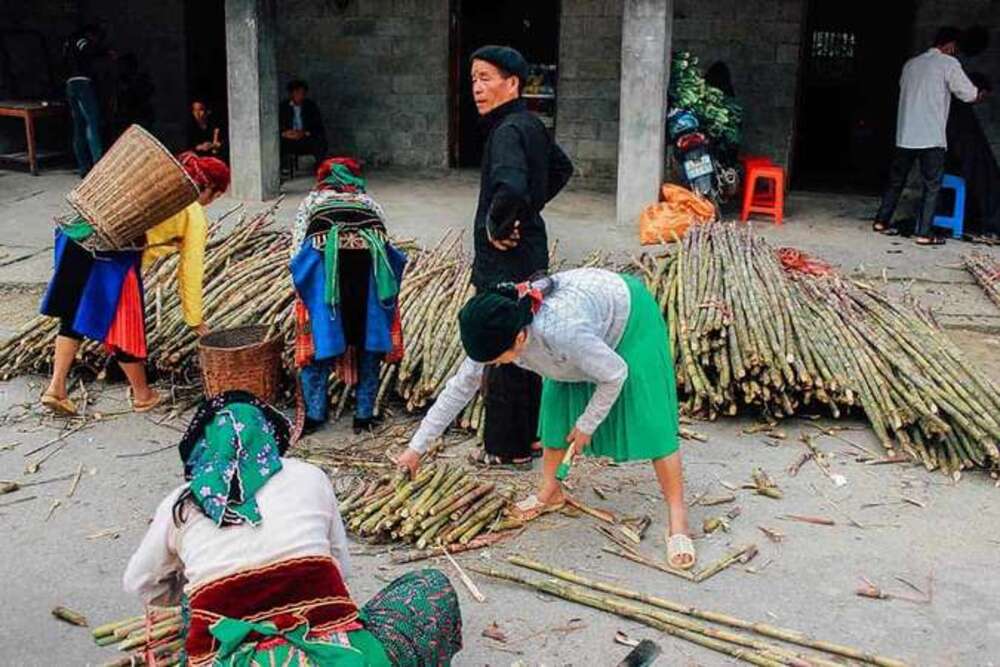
449, 0, 560, 168
792, 0, 916, 193
183, 0, 227, 152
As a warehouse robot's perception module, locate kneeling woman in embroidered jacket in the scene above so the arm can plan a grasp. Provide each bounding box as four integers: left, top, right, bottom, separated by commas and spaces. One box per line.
397, 268, 695, 570
291, 158, 405, 435
124, 391, 463, 666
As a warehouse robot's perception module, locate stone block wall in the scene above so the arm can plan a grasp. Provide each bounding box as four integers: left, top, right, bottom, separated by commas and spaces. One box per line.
672, 0, 804, 168
554, 0, 805, 191
555, 1, 624, 192
276, 0, 450, 169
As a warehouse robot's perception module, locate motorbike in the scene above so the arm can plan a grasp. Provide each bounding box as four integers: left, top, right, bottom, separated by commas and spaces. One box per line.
666, 108, 732, 211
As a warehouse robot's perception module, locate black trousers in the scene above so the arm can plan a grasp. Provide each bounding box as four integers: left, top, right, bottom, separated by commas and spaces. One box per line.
875, 147, 946, 237
483, 364, 541, 460
281, 136, 328, 168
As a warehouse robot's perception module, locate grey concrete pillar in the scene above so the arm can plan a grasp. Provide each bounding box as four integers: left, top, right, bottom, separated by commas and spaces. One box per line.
225, 0, 280, 201
616, 0, 672, 227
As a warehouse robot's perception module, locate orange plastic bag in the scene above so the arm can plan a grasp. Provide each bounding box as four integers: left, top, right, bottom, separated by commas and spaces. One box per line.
638, 183, 716, 245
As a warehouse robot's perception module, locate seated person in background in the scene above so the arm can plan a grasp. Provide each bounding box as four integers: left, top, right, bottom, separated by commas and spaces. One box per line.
280, 79, 328, 168
187, 99, 226, 160
123, 391, 464, 666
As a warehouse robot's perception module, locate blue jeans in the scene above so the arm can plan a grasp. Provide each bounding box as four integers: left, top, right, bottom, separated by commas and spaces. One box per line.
301, 350, 382, 422
66, 78, 103, 177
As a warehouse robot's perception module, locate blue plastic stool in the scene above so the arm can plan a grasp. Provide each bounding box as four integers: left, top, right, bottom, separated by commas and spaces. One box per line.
933, 174, 966, 239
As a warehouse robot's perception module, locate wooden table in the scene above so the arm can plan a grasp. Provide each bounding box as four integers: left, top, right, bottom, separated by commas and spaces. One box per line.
0, 100, 68, 175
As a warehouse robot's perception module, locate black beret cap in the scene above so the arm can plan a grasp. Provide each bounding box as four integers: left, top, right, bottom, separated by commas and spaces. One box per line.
470, 45, 528, 87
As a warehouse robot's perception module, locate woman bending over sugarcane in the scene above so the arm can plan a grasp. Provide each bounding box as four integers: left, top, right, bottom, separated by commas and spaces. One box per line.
396, 268, 695, 569
39, 152, 229, 416
124, 391, 463, 666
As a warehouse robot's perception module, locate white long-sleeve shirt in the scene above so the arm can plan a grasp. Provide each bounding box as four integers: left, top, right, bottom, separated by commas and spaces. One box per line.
409, 269, 632, 454
123, 458, 351, 605
896, 48, 979, 149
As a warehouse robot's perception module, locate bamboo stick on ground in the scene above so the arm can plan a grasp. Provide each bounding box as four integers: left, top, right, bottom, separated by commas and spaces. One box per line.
507, 555, 907, 667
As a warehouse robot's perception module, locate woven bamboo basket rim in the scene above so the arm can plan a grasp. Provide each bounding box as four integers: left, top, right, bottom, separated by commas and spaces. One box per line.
199, 325, 280, 352
65, 124, 199, 251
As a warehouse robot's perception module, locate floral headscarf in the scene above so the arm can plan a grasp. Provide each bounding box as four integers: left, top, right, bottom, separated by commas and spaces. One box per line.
178, 391, 291, 527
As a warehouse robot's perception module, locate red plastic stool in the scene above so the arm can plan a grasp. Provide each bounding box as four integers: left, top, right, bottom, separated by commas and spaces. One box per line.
741, 164, 785, 225
740, 155, 775, 199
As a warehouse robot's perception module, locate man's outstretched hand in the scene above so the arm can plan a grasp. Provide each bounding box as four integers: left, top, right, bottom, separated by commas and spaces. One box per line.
489, 220, 521, 251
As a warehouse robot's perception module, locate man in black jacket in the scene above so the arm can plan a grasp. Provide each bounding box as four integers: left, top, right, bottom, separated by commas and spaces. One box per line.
469, 45, 574, 468
279, 80, 328, 168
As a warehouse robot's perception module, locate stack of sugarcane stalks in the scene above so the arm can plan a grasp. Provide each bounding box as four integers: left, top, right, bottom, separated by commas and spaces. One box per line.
965, 251, 1000, 309
92, 607, 182, 666
341, 463, 515, 548
471, 556, 909, 667
0, 213, 485, 433
635, 222, 1000, 475
0, 205, 294, 391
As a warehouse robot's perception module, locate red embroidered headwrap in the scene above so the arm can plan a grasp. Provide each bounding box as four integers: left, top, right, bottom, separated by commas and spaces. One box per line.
178, 151, 231, 194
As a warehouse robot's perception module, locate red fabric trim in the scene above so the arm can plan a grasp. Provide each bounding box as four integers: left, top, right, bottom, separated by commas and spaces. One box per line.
385, 306, 405, 364
335, 346, 358, 385
514, 281, 544, 315
104, 267, 147, 359
315, 156, 363, 185
185, 555, 359, 666
294, 297, 315, 369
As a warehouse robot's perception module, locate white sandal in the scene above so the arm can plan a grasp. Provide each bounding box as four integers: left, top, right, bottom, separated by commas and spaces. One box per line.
666, 532, 697, 570
510, 494, 566, 523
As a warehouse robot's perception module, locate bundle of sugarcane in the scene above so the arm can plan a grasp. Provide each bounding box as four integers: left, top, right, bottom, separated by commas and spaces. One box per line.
0, 215, 484, 433
340, 463, 514, 548
635, 222, 1000, 474
634, 222, 851, 420
965, 251, 1000, 310
0, 205, 292, 385
472, 556, 909, 667
91, 607, 182, 666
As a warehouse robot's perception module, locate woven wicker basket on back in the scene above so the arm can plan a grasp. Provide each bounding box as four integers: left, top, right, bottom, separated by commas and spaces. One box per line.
199, 326, 283, 403
66, 125, 199, 250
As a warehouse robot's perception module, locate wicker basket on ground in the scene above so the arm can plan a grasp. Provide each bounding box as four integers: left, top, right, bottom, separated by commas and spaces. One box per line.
66, 124, 199, 250
199, 326, 283, 403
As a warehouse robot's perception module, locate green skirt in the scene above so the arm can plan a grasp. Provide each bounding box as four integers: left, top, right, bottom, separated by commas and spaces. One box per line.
537, 273, 679, 462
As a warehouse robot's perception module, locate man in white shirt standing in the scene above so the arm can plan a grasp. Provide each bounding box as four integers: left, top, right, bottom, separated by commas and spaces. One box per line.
873, 27, 983, 246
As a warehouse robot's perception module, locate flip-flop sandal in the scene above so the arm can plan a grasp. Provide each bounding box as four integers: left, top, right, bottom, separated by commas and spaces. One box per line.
666, 532, 697, 571
872, 221, 890, 233
510, 494, 566, 523
41, 393, 78, 416
468, 450, 532, 470
915, 236, 946, 246
530, 444, 544, 459
133, 392, 164, 413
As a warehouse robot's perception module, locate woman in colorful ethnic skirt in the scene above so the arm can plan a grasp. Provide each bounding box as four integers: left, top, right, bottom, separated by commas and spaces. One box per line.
397, 268, 696, 569
124, 391, 463, 666
39, 152, 230, 416
291, 158, 405, 434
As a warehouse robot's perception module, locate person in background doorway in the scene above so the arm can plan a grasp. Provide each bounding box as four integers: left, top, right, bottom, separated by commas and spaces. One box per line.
187, 99, 226, 161
63, 24, 108, 177
280, 79, 328, 168
112, 53, 155, 139
873, 26, 983, 246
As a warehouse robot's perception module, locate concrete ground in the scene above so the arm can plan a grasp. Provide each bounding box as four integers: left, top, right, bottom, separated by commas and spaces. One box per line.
1, 166, 1000, 666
